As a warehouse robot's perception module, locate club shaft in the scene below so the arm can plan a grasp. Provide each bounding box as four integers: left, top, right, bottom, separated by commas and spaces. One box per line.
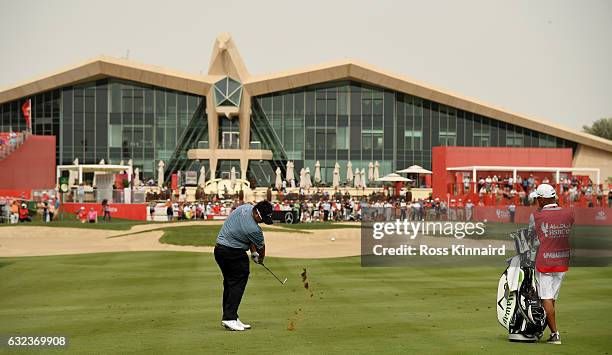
262, 264, 285, 284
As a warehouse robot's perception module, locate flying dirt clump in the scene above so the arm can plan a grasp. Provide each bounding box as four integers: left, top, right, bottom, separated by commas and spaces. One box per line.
287, 269, 314, 330
301, 268, 309, 289
301, 268, 314, 297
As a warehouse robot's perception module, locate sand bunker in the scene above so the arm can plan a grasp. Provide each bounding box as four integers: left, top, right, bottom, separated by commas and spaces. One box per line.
0, 222, 361, 258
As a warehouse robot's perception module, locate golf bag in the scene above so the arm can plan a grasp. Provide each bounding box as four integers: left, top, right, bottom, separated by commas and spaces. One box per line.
496, 228, 547, 342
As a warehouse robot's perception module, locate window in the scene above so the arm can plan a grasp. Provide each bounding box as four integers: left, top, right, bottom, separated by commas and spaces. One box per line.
539, 134, 556, 147
506, 132, 523, 147
214, 77, 242, 107
337, 126, 349, 149
404, 130, 422, 150
439, 130, 456, 146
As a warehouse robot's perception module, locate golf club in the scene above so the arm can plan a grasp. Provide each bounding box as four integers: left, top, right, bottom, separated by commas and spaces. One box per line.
261, 263, 287, 285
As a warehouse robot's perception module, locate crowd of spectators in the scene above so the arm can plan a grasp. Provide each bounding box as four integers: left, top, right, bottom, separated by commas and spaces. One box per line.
457, 173, 609, 208
0, 193, 60, 224
0, 132, 20, 159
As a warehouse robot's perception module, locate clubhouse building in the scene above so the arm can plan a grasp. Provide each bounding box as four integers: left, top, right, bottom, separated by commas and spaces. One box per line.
1, 33, 611, 187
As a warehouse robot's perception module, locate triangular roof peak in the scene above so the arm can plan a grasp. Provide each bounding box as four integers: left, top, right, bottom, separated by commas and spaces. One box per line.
207, 33, 250, 82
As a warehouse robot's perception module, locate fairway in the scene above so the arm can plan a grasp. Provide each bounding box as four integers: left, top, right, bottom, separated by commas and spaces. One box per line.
1, 252, 611, 354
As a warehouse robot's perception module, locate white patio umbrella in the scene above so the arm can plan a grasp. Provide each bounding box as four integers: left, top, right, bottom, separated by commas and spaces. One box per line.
314, 161, 321, 184
374, 161, 380, 181
198, 166, 207, 188
299, 168, 306, 188
119, 159, 124, 166
361, 168, 368, 188
286, 161, 295, 183
332, 162, 340, 189
346, 161, 354, 184
275, 167, 283, 190
230, 166, 237, 189
305, 167, 312, 189
157, 160, 165, 187
368, 162, 374, 181
134, 168, 141, 186
396, 165, 432, 174
396, 165, 432, 187
377, 173, 413, 182
354, 169, 362, 188
99, 159, 105, 165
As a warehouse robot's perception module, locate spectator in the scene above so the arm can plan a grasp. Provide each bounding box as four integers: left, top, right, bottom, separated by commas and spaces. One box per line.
465, 199, 474, 221
87, 207, 98, 223
101, 199, 111, 222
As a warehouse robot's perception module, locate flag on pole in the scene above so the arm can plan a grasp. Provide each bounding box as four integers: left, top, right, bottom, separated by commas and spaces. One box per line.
21, 99, 32, 130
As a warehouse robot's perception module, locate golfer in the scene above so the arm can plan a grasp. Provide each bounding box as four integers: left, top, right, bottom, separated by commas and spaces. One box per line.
214, 200, 273, 331
529, 184, 573, 345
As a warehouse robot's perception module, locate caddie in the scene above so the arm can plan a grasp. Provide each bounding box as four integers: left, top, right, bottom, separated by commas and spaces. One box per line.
529, 183, 574, 345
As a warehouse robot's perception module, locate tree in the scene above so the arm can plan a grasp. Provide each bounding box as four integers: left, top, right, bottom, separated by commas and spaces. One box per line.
582, 118, 612, 141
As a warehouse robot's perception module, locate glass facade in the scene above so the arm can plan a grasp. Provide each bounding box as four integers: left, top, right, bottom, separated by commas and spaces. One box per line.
0, 79, 206, 179
0, 77, 578, 187
251, 80, 577, 186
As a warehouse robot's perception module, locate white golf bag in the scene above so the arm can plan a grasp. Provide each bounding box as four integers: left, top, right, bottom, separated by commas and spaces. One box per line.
497, 228, 547, 342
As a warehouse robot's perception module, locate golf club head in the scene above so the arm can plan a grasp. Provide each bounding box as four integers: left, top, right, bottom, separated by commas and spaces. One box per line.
282, 278, 288, 284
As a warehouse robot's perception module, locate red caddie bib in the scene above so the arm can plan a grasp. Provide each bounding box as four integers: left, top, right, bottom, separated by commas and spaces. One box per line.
534, 206, 573, 272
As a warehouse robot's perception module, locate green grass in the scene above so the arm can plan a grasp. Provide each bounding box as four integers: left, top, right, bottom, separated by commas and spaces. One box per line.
159, 225, 220, 247
157, 223, 351, 247
1, 252, 611, 354
0, 217, 152, 230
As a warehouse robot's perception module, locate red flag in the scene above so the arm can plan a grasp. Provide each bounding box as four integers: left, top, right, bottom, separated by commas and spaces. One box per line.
21, 99, 31, 130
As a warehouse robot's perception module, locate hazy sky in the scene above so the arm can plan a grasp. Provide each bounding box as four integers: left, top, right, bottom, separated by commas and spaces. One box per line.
1, 0, 610, 131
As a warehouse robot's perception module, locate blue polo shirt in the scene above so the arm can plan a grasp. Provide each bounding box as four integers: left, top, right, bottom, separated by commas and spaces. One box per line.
216, 204, 265, 250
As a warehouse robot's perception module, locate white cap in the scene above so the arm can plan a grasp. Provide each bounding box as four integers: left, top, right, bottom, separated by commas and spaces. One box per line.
534, 183, 556, 198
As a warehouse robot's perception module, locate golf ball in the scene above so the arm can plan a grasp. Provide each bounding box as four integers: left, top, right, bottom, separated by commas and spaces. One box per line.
331, 237, 336, 241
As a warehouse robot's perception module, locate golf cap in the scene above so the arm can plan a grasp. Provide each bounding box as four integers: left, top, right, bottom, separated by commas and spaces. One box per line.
534, 184, 556, 199
254, 200, 274, 225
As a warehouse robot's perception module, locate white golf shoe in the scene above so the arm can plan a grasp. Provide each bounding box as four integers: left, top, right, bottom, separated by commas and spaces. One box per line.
237, 319, 251, 330
221, 320, 244, 331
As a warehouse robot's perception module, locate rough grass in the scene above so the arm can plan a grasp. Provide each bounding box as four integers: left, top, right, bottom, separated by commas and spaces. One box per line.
0, 252, 610, 354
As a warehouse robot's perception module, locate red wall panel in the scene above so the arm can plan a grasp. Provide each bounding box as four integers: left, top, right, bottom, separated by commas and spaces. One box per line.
61, 203, 147, 221
0, 136, 56, 192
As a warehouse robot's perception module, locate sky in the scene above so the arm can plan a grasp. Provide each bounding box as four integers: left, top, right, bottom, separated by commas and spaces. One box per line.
0, 0, 610, 131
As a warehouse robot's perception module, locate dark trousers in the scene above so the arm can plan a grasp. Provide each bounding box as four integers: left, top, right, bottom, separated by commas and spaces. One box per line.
214, 244, 250, 321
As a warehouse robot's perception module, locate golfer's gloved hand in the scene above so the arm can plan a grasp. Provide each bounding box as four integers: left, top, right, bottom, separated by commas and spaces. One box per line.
251, 251, 261, 264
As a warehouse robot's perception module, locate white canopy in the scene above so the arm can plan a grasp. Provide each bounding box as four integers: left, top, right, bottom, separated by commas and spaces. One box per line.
397, 165, 432, 174
377, 173, 413, 182
56, 164, 132, 186
368, 162, 374, 181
